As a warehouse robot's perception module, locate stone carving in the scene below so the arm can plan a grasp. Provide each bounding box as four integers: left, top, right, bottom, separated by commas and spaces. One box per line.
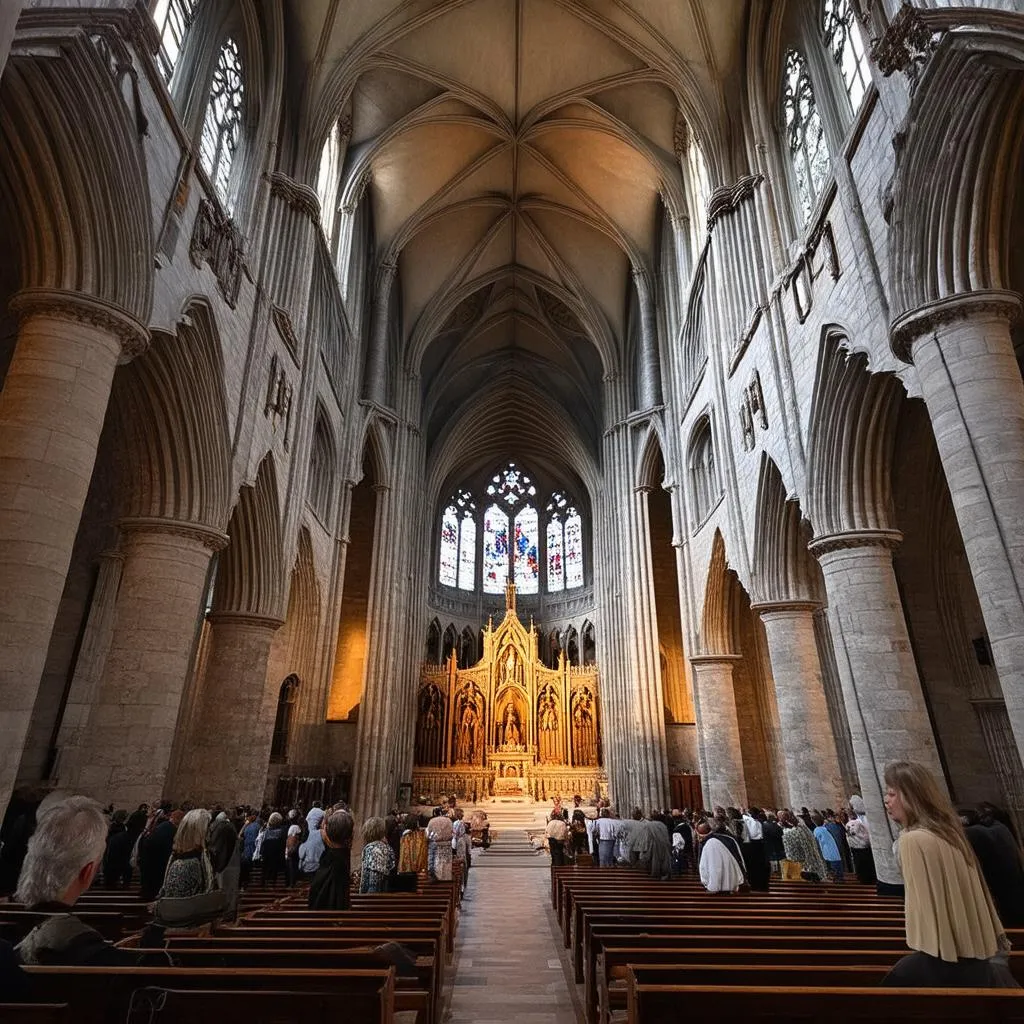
571, 687, 599, 767
673, 111, 689, 161
415, 683, 445, 765
870, 3, 938, 82
706, 174, 763, 233
540, 289, 585, 336
267, 171, 321, 222
190, 199, 245, 308
747, 370, 768, 430
272, 305, 299, 359
264, 353, 294, 449
90, 28, 148, 137
739, 400, 755, 452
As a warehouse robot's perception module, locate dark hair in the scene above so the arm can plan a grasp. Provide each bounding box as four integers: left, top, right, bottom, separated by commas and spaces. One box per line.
324, 809, 354, 846
810, 811, 824, 827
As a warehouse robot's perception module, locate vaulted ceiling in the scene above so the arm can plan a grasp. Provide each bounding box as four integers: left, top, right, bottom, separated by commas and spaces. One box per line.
289, 0, 749, 500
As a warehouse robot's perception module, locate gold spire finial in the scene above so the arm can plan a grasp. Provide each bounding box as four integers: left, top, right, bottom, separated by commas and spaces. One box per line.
505, 580, 516, 612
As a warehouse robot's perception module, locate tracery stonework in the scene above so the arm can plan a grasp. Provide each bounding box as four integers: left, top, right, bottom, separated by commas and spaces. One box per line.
412, 583, 606, 804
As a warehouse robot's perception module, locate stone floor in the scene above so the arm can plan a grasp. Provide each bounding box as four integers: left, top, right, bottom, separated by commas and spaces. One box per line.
445, 830, 582, 1024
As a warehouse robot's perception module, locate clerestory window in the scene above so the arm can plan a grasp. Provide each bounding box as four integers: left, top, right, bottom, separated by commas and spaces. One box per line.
783, 49, 831, 223
200, 37, 244, 209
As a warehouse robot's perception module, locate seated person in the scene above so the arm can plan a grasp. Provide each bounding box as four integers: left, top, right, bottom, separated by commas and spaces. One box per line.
15, 796, 152, 965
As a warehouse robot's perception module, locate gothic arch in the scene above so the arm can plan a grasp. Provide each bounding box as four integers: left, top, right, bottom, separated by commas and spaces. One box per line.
751, 454, 821, 605
635, 420, 667, 492
889, 28, 1024, 335
426, 618, 442, 664
213, 454, 286, 619
113, 299, 232, 530
700, 529, 739, 657
442, 623, 458, 660
805, 328, 903, 539
0, 20, 152, 319
307, 404, 336, 524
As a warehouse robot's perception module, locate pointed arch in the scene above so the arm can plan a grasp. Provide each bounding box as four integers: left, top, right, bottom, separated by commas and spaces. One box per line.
213, 454, 286, 619
426, 618, 442, 664
751, 454, 821, 605
114, 300, 232, 530
442, 623, 458, 660
805, 328, 903, 539
636, 419, 666, 491
701, 530, 739, 657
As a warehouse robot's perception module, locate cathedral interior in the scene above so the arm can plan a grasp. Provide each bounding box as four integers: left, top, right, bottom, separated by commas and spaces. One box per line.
2, 0, 1024, 891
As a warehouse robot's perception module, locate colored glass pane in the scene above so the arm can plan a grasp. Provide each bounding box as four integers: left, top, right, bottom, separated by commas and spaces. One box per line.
547, 517, 564, 592
458, 515, 476, 591
514, 505, 539, 594
483, 505, 509, 593
565, 512, 583, 588
439, 505, 458, 586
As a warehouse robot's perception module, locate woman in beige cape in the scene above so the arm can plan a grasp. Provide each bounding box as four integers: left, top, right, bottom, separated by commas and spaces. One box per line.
881, 760, 1018, 988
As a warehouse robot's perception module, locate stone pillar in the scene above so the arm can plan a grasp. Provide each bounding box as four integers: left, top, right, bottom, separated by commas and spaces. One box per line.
0, 290, 146, 816
61, 518, 226, 806
754, 601, 844, 811
893, 292, 1024, 767
689, 655, 747, 809
810, 530, 945, 888
363, 262, 397, 407
632, 267, 662, 410
177, 612, 283, 807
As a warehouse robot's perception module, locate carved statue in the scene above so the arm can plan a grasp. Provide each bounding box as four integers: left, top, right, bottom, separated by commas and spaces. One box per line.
538, 684, 560, 763
456, 699, 479, 764
500, 647, 518, 689
415, 684, 444, 765
572, 688, 598, 766
501, 700, 522, 746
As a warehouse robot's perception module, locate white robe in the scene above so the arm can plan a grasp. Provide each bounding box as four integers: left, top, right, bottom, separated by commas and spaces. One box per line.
699, 834, 746, 893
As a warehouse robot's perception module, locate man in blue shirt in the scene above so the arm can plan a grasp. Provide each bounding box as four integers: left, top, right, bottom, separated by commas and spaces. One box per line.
811, 812, 843, 881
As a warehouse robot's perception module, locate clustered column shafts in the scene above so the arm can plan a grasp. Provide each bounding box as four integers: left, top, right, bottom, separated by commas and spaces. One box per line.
895, 294, 1024, 771
62, 518, 227, 807
0, 291, 145, 816
811, 531, 945, 886
755, 601, 845, 811
363, 263, 397, 408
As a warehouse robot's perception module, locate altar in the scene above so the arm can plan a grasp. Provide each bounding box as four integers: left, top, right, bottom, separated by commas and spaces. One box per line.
412, 583, 606, 804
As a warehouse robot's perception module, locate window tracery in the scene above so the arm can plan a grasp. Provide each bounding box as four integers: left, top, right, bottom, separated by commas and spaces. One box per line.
689, 417, 720, 526
439, 489, 476, 591
152, 0, 196, 82
317, 121, 342, 244
200, 37, 244, 209
822, 0, 870, 113
783, 49, 830, 223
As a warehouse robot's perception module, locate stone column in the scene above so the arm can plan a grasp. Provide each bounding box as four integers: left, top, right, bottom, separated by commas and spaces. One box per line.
689, 655, 747, 809
754, 601, 844, 811
177, 612, 283, 807
0, 289, 146, 816
632, 267, 662, 410
61, 518, 226, 806
363, 262, 397, 407
893, 292, 1024, 767
810, 530, 945, 888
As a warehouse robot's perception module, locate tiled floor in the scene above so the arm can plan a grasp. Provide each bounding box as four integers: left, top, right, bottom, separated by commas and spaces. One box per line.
445, 833, 582, 1023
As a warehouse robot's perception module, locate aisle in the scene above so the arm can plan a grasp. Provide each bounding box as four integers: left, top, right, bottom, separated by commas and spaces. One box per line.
445, 830, 581, 1024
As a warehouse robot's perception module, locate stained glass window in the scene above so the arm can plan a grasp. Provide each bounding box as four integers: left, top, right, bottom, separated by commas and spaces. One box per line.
783, 49, 830, 223
200, 37, 244, 208
547, 517, 564, 592
439, 505, 459, 587
514, 505, 540, 594
317, 120, 342, 243
822, 0, 870, 113
483, 504, 509, 593
152, 0, 196, 82
565, 511, 583, 589
458, 515, 476, 591
487, 463, 536, 507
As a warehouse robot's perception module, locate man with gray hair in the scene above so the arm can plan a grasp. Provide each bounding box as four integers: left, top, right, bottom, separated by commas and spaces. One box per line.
15, 796, 143, 965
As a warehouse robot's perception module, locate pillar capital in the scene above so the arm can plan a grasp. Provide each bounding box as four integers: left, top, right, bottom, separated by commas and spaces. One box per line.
9, 288, 149, 361
890, 289, 1022, 363
808, 528, 902, 559
689, 653, 742, 666
750, 599, 822, 616
205, 611, 286, 631
119, 516, 230, 552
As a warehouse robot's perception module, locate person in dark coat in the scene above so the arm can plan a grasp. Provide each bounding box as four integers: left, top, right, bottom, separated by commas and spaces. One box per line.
260, 813, 287, 887
137, 809, 180, 901
308, 810, 354, 910
103, 810, 144, 890
762, 812, 786, 875
962, 807, 1024, 928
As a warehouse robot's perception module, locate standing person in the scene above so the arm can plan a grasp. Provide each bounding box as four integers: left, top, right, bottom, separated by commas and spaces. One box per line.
359, 817, 396, 893
570, 810, 589, 861
138, 808, 179, 901
595, 808, 617, 867
239, 811, 261, 889
399, 815, 428, 874
846, 796, 875, 884
427, 807, 453, 882
546, 812, 569, 866
781, 810, 826, 882
308, 810, 353, 910
298, 812, 326, 881
812, 812, 843, 881
741, 807, 770, 891
259, 812, 287, 887
881, 761, 1017, 988
699, 819, 747, 894
104, 810, 142, 890
961, 807, 1024, 928
207, 811, 241, 919
762, 811, 785, 877
156, 809, 214, 900
452, 815, 472, 892
285, 810, 302, 887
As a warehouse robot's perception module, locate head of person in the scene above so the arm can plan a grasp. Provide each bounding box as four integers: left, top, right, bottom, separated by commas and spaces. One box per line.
849, 795, 866, 819
632, 807, 643, 821
573, 794, 582, 807
432, 806, 443, 818
362, 816, 386, 844
572, 809, 586, 824
173, 808, 211, 856
726, 806, 741, 821
960, 807, 981, 828
323, 809, 354, 848
883, 760, 973, 860
810, 811, 824, 828
453, 808, 464, 821
15, 796, 107, 907
404, 814, 421, 832
599, 808, 609, 819
267, 811, 283, 828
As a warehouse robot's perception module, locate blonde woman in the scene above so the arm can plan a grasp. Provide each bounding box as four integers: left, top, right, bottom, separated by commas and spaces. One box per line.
882, 761, 1017, 988
157, 808, 213, 899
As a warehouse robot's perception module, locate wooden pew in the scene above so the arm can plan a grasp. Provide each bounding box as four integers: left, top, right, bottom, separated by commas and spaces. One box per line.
625, 982, 1024, 1023
23, 965, 396, 1024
